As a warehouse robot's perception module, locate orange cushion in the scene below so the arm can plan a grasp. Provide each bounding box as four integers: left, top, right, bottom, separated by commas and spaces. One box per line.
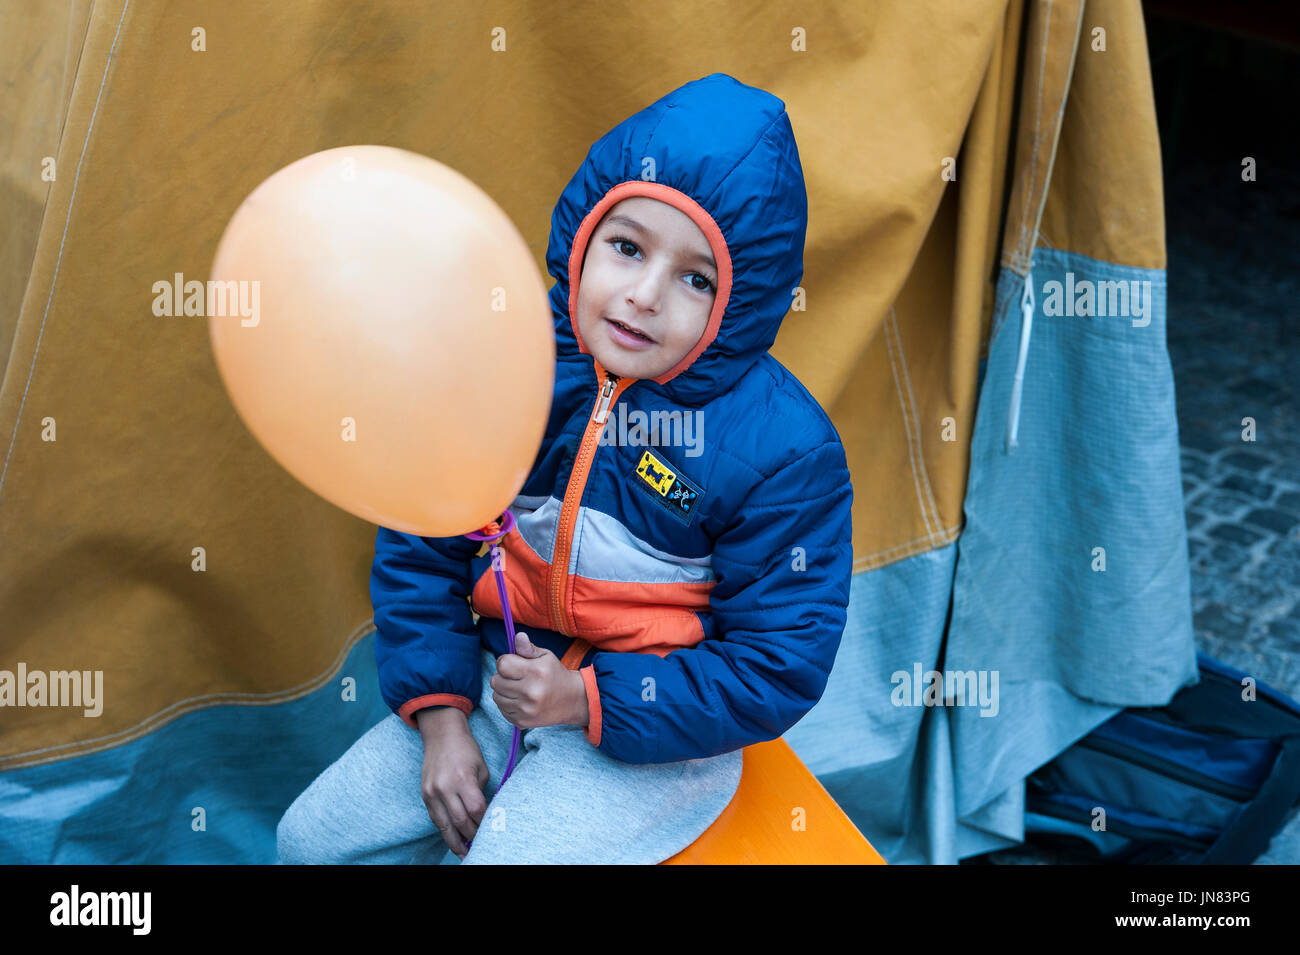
661, 738, 886, 864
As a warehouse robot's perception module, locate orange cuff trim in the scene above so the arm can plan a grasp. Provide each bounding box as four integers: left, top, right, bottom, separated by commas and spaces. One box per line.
560, 637, 593, 671
579, 665, 602, 747
399, 693, 473, 729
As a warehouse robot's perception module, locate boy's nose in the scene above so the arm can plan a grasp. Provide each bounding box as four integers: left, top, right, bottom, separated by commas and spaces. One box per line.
626, 275, 665, 311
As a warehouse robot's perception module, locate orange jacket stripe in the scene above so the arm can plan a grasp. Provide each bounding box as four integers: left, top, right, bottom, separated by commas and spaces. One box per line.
472, 531, 713, 655
579, 665, 602, 746
570, 575, 711, 654
398, 693, 473, 729
560, 638, 592, 670
470, 530, 554, 628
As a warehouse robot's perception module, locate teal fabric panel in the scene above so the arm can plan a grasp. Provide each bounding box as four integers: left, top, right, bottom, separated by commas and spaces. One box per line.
786, 248, 1197, 863
948, 247, 1197, 832
0, 633, 389, 863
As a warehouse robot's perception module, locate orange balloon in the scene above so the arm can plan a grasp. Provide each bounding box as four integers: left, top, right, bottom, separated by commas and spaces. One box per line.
208, 145, 553, 537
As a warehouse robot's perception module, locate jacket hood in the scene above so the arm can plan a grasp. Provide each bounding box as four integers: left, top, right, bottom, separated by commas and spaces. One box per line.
545, 72, 809, 406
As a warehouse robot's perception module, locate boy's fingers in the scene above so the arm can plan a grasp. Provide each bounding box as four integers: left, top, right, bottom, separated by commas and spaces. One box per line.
428, 803, 466, 857
515, 633, 550, 660
443, 794, 476, 856
452, 791, 481, 843
489, 674, 523, 700
463, 782, 488, 822
496, 654, 540, 680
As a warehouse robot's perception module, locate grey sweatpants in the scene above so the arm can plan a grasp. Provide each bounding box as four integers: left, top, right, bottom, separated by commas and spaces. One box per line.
276, 648, 743, 864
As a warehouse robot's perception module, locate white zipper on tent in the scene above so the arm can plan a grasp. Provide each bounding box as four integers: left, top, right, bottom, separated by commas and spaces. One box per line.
1004, 264, 1035, 454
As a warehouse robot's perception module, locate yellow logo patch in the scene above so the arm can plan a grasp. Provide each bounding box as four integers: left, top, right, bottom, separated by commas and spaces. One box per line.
635, 451, 676, 495
630, 449, 703, 525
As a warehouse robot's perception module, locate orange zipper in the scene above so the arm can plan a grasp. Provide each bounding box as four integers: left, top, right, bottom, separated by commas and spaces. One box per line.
548, 364, 633, 635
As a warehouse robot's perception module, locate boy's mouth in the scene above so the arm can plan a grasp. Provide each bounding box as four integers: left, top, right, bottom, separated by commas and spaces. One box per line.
605, 317, 656, 347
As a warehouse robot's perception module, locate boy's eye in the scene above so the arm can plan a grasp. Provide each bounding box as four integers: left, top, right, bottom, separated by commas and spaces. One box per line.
609, 235, 716, 294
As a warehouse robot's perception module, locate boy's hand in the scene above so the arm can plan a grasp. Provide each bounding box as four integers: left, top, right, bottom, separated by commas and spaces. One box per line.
491, 632, 588, 729
416, 707, 489, 860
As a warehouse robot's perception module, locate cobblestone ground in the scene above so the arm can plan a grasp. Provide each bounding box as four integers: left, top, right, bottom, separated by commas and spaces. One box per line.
1167, 135, 1300, 865
969, 27, 1300, 865
1172, 160, 1300, 701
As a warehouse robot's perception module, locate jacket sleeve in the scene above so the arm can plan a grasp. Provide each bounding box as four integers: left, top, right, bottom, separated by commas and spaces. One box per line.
370, 525, 484, 729
577, 440, 854, 763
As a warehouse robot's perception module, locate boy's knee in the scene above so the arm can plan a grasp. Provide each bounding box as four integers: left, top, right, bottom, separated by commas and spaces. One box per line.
275, 801, 306, 864
276, 795, 329, 865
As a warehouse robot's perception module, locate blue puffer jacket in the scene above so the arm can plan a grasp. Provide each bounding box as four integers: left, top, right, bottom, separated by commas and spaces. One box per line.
370, 72, 854, 764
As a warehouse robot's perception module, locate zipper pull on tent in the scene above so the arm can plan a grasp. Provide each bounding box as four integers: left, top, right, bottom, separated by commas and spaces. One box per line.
1004, 266, 1035, 454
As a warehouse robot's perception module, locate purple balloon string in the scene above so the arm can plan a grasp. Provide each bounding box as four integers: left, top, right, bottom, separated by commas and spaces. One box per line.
490, 538, 523, 789
461, 512, 523, 853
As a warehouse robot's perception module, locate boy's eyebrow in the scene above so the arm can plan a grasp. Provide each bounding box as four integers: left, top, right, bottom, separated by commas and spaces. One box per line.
604, 214, 715, 270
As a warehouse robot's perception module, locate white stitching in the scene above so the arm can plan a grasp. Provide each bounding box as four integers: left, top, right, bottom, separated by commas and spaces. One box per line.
0, 0, 132, 500
887, 307, 944, 544
1017, 0, 1052, 268
883, 310, 942, 546
0, 619, 374, 770
851, 521, 963, 570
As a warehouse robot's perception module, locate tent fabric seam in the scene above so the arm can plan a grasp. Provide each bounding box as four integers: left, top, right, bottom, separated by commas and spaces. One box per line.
1014, 0, 1052, 268
0, 618, 375, 772
0, 0, 131, 503
851, 521, 963, 573
883, 307, 944, 547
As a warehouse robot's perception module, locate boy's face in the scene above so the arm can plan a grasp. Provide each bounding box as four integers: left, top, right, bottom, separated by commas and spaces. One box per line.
574, 197, 717, 380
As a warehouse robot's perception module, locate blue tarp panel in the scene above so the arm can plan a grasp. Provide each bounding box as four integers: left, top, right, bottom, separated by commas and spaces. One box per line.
788, 248, 1197, 862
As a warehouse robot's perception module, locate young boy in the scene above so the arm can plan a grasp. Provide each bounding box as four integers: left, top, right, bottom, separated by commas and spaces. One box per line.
277, 72, 853, 864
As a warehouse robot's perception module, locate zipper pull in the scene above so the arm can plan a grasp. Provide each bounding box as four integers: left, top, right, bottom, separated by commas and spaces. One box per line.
594, 375, 618, 424
1004, 267, 1035, 455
